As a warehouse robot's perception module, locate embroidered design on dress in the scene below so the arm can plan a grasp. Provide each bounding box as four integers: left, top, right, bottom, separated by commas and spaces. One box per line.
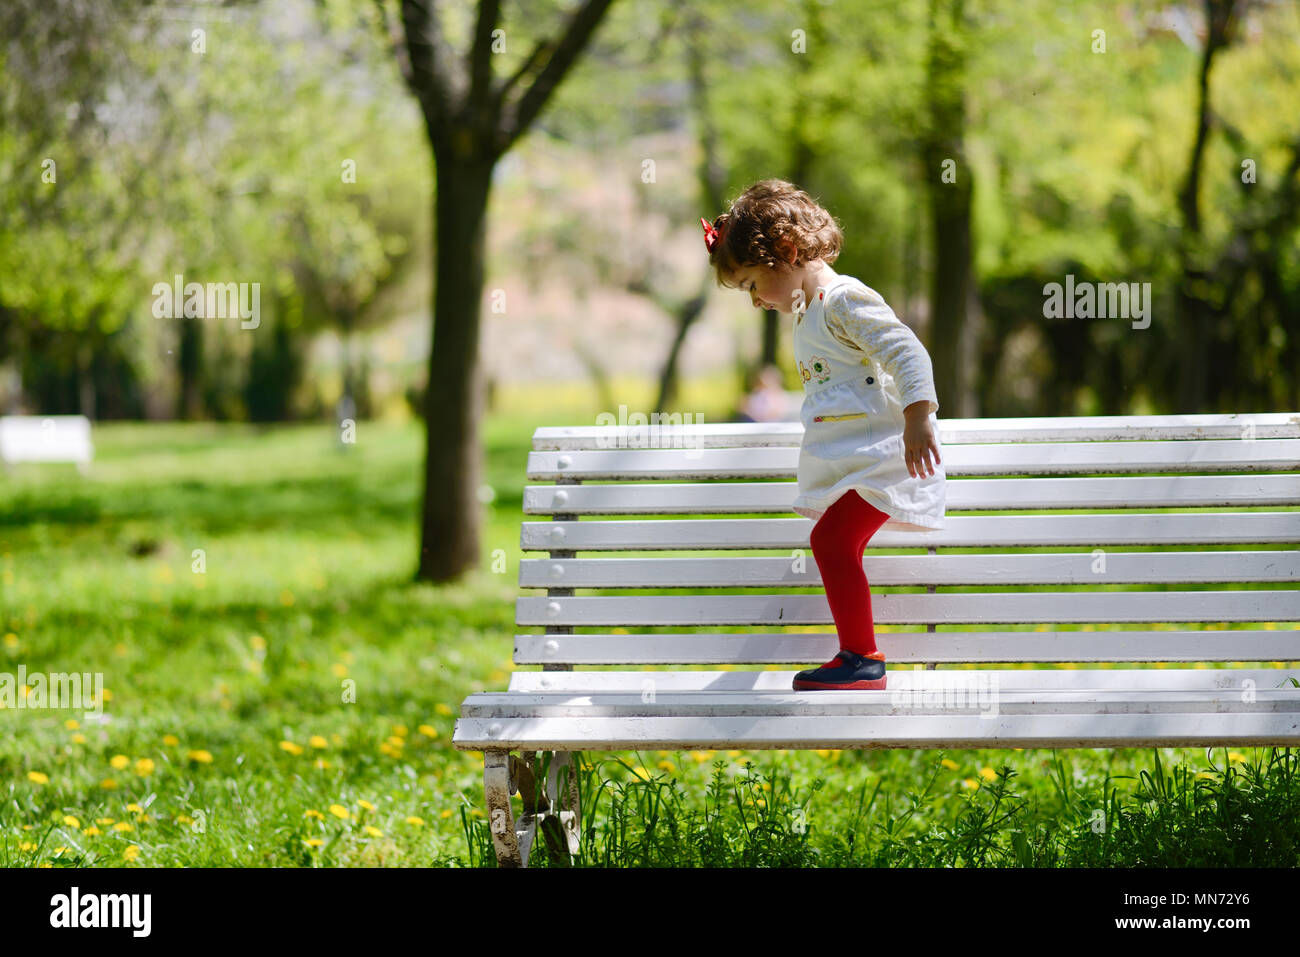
807, 355, 831, 384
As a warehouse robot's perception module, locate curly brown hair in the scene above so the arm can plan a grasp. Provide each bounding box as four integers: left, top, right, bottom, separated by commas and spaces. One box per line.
703, 179, 844, 289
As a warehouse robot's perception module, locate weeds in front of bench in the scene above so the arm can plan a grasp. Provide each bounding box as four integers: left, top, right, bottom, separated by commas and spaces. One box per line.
459, 747, 1300, 867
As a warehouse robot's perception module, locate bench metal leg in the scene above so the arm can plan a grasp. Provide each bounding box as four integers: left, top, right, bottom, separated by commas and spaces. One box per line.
484, 750, 527, 867
543, 750, 581, 862
482, 750, 582, 868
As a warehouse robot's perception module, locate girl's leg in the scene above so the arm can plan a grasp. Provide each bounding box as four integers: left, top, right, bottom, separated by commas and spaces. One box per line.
808, 490, 891, 657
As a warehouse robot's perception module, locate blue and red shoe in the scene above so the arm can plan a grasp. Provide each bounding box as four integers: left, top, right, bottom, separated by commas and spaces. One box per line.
792, 649, 887, 690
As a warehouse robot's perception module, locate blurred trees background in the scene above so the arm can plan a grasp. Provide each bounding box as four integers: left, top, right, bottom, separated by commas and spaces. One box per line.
2, 0, 1297, 579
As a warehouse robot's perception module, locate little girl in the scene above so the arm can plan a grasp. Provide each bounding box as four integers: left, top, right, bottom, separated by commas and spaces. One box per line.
702, 179, 946, 691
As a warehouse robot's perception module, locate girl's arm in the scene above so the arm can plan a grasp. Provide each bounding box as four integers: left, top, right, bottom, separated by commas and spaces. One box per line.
824, 284, 939, 418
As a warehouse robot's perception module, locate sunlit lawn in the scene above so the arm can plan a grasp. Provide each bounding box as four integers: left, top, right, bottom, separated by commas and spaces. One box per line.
2, 378, 1297, 867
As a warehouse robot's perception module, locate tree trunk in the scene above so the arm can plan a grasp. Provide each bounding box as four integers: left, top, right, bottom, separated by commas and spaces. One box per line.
417, 154, 495, 582
922, 0, 975, 419
177, 314, 202, 420
1176, 0, 1237, 414
654, 289, 706, 413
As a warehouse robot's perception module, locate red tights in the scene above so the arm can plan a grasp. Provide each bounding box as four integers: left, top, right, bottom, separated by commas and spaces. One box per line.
808, 490, 891, 658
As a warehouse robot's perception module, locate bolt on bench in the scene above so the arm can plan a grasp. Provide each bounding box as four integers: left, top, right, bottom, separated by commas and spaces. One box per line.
453, 413, 1300, 867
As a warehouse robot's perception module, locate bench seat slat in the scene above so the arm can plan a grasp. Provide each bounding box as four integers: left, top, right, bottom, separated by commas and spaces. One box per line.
506, 667, 1300, 692
452, 711, 1300, 750
518, 591, 1300, 626
512, 630, 1300, 664
460, 688, 1300, 718
524, 475, 1300, 514
520, 552, 1300, 588
528, 439, 1300, 480
522, 513, 1300, 550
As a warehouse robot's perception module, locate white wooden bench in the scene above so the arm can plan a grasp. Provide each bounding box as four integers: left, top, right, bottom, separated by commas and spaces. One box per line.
0, 415, 93, 475
453, 412, 1300, 867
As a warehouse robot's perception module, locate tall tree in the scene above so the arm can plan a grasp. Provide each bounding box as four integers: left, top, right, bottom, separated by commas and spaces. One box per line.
922, 0, 978, 418
383, 0, 617, 582
1176, 0, 1241, 413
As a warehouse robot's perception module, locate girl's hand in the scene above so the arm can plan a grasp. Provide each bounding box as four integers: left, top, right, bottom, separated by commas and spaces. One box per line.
902, 406, 941, 479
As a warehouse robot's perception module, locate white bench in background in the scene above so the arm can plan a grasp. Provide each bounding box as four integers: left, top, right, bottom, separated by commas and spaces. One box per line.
453, 413, 1300, 867
0, 415, 94, 475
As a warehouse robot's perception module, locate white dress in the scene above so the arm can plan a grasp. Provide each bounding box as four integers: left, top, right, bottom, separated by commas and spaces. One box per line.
790, 274, 946, 531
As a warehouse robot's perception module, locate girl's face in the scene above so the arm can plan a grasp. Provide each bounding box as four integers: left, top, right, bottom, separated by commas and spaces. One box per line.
732, 262, 806, 314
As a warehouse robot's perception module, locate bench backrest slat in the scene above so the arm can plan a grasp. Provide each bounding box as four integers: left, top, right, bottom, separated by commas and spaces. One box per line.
518, 414, 1299, 667
532, 413, 1300, 448
524, 474, 1300, 514
519, 551, 1299, 588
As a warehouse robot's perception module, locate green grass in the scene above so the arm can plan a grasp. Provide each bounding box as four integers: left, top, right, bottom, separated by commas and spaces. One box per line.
2, 383, 1298, 867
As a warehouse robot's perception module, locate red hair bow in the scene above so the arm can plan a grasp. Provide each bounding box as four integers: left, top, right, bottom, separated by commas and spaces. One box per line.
701, 217, 722, 253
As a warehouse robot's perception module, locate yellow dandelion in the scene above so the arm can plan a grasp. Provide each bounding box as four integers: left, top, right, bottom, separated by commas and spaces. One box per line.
304, 809, 325, 820
434, 703, 453, 716
940, 758, 959, 770
979, 767, 997, 781
19, 841, 37, 852
440, 809, 454, 819
113, 822, 133, 832
100, 778, 117, 789
330, 663, 348, 678
26, 771, 48, 784
1195, 771, 1217, 780
418, 725, 438, 738
304, 838, 323, 848
38, 862, 53, 868
357, 800, 375, 812
126, 803, 143, 813
328, 804, 350, 820
814, 749, 831, 757
64, 719, 79, 731
62, 815, 80, 828
1228, 752, 1246, 764
109, 755, 129, 770
162, 734, 179, 746
96, 818, 115, 826
309, 735, 328, 749
175, 815, 191, 825
405, 816, 425, 827
363, 826, 382, 837
727, 750, 742, 758
657, 760, 675, 773
123, 845, 140, 861
279, 589, 295, 606
71, 733, 86, 744
3, 632, 17, 647
188, 749, 213, 763
378, 742, 395, 756
632, 767, 651, 781
386, 735, 405, 749
83, 826, 101, 836
250, 635, 266, 649
134, 758, 154, 776
100, 689, 112, 702
392, 724, 408, 737
314, 759, 329, 770
279, 740, 304, 756
962, 778, 979, 789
